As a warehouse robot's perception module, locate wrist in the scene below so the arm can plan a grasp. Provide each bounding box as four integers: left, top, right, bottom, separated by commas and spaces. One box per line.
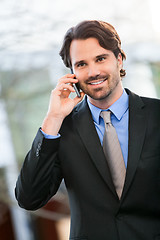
41, 115, 64, 136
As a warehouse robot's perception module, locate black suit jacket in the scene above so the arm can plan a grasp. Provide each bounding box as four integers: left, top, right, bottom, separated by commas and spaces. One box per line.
15, 89, 160, 240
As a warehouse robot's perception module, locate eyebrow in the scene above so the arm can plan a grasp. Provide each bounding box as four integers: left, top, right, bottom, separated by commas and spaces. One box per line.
95, 53, 110, 59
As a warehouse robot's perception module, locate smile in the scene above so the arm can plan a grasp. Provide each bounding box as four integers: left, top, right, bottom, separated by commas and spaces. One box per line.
88, 77, 108, 86
90, 80, 104, 85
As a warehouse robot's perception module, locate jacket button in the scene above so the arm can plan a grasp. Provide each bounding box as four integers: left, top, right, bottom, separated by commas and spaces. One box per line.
36, 142, 41, 157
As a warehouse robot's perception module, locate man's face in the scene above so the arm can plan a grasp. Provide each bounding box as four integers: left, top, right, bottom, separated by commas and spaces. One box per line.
70, 38, 123, 104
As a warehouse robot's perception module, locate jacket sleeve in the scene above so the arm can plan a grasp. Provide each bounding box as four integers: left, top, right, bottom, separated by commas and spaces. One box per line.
15, 128, 63, 210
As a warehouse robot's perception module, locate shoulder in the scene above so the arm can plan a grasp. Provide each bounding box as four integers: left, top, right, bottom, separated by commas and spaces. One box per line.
141, 95, 160, 105
125, 88, 160, 119
125, 88, 160, 105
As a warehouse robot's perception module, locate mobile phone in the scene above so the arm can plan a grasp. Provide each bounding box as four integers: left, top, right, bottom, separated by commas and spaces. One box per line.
70, 69, 81, 98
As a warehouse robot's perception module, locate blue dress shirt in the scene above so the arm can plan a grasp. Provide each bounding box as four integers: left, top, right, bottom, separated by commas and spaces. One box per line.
87, 89, 129, 167
41, 89, 129, 167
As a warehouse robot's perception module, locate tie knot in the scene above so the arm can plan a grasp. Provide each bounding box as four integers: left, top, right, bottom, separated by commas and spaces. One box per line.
100, 111, 111, 124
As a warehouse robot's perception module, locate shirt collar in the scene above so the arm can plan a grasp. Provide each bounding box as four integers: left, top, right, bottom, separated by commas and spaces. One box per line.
87, 89, 129, 124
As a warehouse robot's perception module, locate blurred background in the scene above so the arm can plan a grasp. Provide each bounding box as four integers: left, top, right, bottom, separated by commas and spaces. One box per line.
0, 0, 160, 239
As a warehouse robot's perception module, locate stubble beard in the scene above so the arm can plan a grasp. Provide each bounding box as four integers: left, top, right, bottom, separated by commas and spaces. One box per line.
79, 73, 121, 101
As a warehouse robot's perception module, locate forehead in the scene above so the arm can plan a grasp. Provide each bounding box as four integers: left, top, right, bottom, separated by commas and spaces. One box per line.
70, 38, 112, 62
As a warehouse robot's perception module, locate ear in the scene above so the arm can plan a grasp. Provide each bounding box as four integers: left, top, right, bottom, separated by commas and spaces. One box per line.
117, 53, 123, 69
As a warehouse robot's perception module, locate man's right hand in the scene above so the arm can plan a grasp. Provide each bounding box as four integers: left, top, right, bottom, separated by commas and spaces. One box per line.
41, 74, 84, 136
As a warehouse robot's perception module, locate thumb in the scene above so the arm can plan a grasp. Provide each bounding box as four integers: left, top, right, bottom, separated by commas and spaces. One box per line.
73, 92, 85, 106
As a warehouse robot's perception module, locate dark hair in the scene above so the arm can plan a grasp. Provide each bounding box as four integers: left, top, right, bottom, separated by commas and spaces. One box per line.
59, 20, 126, 77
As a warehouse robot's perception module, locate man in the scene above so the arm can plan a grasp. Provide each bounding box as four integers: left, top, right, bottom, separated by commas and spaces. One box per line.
15, 20, 160, 240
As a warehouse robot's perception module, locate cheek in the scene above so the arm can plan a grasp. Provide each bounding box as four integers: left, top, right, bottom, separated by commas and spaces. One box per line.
106, 64, 120, 77
75, 71, 86, 82
99, 63, 113, 74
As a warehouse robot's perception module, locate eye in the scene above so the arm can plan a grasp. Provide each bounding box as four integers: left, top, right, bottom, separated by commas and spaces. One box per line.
97, 57, 105, 62
77, 62, 86, 68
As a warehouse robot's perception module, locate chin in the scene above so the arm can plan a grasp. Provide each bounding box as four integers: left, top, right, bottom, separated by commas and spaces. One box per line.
87, 89, 112, 101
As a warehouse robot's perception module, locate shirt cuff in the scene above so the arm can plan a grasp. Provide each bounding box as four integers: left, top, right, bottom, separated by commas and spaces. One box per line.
40, 129, 61, 139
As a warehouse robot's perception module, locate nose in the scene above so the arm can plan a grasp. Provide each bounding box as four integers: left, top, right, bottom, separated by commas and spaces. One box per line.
88, 64, 100, 78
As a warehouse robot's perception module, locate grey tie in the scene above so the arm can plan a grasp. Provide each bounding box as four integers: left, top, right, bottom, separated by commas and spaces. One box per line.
101, 111, 126, 199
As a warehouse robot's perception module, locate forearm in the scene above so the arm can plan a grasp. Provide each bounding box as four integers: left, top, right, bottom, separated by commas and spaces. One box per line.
15, 129, 63, 210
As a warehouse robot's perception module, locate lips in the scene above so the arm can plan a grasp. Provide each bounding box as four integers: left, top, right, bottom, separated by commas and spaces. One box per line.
90, 80, 105, 85
88, 77, 108, 86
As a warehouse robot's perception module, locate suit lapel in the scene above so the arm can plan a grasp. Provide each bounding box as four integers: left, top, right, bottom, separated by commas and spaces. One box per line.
121, 89, 147, 200
73, 98, 117, 198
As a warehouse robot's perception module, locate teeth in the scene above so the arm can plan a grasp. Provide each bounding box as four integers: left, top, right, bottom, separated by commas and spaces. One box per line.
90, 80, 104, 85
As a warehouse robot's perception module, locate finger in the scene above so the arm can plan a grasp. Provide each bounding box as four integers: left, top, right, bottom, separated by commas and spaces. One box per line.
59, 78, 78, 85
56, 83, 75, 93
58, 75, 78, 84
61, 73, 75, 78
